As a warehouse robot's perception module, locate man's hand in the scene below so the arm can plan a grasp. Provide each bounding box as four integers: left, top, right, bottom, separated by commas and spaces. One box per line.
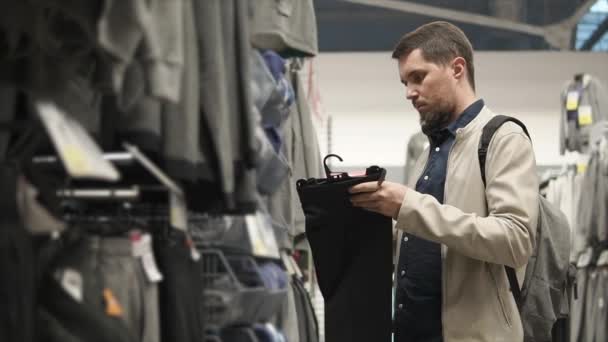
349, 181, 408, 220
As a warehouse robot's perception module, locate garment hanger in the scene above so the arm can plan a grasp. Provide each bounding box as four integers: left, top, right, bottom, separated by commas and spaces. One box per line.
323, 154, 349, 181
323, 153, 386, 185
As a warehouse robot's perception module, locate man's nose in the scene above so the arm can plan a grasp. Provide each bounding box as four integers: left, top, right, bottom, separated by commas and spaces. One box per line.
406, 87, 417, 100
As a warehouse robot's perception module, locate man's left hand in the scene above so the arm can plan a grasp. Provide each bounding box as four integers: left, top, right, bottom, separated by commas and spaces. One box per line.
349, 181, 408, 220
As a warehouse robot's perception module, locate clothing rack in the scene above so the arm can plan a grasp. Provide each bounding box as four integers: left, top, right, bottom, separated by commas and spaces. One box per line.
0, 1, 323, 341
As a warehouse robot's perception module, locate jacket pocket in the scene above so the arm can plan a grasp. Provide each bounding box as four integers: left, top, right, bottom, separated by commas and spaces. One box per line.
487, 264, 513, 328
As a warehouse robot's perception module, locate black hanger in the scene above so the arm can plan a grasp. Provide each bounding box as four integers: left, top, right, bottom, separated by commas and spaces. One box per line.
323, 154, 349, 181
323, 154, 387, 186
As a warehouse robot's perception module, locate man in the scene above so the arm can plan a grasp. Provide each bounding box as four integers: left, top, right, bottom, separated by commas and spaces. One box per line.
349, 21, 539, 342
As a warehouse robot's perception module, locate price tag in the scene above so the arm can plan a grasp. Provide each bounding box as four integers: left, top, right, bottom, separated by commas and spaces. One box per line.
597, 250, 608, 267
246, 214, 269, 256
577, 162, 588, 175
190, 246, 201, 261
577, 247, 593, 268
578, 105, 593, 126
141, 253, 163, 283
245, 212, 280, 259
566, 91, 580, 111
61, 269, 83, 302
131, 233, 163, 283
170, 193, 188, 231
36, 101, 120, 181
63, 145, 87, 173
131, 232, 150, 258
281, 251, 296, 276
103, 288, 124, 317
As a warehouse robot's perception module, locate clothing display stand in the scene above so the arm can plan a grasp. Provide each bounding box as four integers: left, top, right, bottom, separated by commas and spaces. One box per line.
547, 73, 608, 342
0, 1, 322, 342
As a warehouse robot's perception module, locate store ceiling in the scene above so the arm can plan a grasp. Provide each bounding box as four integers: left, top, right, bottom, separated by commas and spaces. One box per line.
315, 0, 605, 51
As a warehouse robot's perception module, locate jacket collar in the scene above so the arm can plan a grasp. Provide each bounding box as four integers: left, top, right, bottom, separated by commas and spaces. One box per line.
454, 105, 494, 140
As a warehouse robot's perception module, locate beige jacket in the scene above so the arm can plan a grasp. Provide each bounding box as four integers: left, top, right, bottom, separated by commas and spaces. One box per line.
395, 106, 539, 342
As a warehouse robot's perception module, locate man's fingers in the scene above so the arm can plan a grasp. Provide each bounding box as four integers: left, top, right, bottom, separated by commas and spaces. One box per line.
349, 192, 378, 204
349, 181, 380, 194
353, 202, 380, 210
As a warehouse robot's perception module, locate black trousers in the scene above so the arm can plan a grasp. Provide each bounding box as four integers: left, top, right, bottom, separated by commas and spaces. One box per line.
154, 229, 204, 342
297, 168, 393, 342
0, 166, 35, 342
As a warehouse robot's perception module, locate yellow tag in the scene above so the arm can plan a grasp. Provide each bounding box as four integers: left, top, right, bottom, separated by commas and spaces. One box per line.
566, 91, 579, 111
578, 105, 593, 126
63, 145, 88, 173
577, 163, 587, 174
103, 288, 123, 317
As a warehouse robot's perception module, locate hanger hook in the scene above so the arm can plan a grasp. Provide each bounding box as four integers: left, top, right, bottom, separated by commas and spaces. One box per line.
323, 154, 343, 178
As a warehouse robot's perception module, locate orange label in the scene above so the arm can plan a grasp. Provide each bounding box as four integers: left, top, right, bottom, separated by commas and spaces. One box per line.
103, 288, 123, 317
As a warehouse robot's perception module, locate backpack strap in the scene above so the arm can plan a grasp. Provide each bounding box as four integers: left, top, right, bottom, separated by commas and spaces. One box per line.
478, 115, 531, 306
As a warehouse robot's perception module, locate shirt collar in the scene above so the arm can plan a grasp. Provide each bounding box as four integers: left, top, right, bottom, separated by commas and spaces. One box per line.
446, 99, 485, 135
428, 99, 485, 144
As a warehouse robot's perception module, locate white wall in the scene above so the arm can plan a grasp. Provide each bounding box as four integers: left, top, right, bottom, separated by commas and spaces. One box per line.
316, 51, 608, 167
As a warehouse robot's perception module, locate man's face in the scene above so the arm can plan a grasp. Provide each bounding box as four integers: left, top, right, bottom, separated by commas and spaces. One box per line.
398, 49, 456, 135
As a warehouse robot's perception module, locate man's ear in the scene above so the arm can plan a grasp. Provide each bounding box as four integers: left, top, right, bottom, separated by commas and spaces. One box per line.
452, 57, 467, 81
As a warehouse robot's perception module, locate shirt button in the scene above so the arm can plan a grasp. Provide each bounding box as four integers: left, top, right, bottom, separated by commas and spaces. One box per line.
403, 236, 409, 242
401, 270, 406, 276
398, 303, 403, 310
435, 147, 440, 152
424, 175, 429, 180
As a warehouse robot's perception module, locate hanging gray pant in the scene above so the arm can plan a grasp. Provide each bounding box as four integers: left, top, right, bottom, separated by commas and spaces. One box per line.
583, 268, 600, 342
569, 267, 588, 342
53, 235, 160, 342
194, 0, 257, 212
593, 267, 608, 342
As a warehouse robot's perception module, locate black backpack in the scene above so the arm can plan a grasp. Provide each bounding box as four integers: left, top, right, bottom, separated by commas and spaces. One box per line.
478, 115, 574, 342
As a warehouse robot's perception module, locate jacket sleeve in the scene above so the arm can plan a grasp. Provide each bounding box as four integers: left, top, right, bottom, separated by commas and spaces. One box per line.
394, 130, 539, 268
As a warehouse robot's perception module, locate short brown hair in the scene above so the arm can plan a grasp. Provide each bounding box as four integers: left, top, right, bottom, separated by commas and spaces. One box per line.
392, 21, 475, 90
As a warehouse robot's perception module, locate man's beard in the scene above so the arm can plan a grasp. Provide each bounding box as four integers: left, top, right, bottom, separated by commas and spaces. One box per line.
419, 110, 451, 136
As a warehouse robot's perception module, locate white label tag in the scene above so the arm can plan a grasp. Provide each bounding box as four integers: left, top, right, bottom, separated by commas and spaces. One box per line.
141, 252, 163, 283
258, 212, 280, 259
190, 246, 201, 261
36, 101, 120, 181
170, 193, 188, 231
132, 233, 152, 258
578, 105, 593, 126
577, 247, 593, 268
597, 250, 608, 267
290, 254, 303, 279
566, 91, 580, 111
245, 213, 280, 259
246, 214, 268, 256
61, 269, 83, 302
281, 251, 296, 276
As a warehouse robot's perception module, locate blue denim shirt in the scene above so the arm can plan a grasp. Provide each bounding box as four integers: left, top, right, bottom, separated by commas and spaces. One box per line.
394, 99, 485, 341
